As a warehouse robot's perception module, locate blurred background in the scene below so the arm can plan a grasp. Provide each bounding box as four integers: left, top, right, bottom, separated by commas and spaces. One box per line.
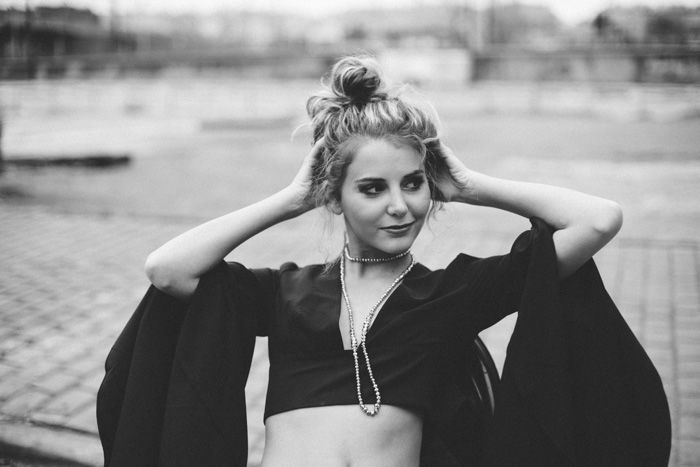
0, 1, 699, 466
1, 0, 700, 233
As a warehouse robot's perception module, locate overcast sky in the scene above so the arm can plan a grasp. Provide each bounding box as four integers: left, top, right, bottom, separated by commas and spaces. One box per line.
4, 0, 698, 24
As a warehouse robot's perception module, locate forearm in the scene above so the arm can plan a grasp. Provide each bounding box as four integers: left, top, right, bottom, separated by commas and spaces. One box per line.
145, 187, 303, 297
455, 170, 622, 279
457, 170, 621, 232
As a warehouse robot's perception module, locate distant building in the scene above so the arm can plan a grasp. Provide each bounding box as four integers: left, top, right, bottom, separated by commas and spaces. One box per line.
487, 3, 561, 47
593, 7, 652, 44
318, 5, 480, 49
592, 5, 700, 45
0, 6, 135, 59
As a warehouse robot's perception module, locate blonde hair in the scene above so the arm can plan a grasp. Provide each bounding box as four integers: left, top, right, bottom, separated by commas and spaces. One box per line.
305, 55, 447, 210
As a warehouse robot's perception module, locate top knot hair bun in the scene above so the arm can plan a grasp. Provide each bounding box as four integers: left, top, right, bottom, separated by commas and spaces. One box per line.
304, 53, 444, 208
330, 56, 387, 105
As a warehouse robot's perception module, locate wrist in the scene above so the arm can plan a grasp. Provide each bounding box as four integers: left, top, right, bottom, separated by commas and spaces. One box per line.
279, 185, 314, 218
451, 170, 484, 205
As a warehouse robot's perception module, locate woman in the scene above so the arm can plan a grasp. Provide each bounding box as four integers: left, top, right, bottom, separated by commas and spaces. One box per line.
106, 56, 670, 467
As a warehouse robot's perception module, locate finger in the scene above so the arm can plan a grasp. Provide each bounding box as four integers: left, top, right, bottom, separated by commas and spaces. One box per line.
311, 137, 326, 152
307, 138, 326, 171
438, 142, 456, 160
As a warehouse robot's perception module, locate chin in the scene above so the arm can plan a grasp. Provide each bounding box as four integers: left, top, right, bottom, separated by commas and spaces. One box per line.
377, 236, 417, 254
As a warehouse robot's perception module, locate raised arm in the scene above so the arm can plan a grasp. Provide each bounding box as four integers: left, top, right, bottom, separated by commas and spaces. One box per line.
144, 140, 323, 300
435, 143, 623, 280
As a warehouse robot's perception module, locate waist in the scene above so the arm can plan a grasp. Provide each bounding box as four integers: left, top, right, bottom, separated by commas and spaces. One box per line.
262, 405, 422, 467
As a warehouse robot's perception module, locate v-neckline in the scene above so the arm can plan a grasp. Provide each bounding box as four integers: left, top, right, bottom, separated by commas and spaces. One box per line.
330, 261, 415, 351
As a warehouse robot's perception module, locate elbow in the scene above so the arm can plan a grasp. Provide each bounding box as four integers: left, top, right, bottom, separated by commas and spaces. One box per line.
592, 201, 623, 240
144, 252, 173, 291
144, 252, 198, 300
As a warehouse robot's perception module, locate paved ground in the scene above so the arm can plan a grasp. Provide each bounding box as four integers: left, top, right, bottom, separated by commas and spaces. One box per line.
0, 202, 698, 466
1, 79, 699, 465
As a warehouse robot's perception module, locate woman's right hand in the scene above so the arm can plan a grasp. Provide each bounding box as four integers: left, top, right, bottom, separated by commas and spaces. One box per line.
146, 138, 327, 299
286, 138, 326, 214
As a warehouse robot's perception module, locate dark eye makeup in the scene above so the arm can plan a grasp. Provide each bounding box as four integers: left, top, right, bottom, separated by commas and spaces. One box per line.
355, 170, 426, 195
402, 174, 425, 190
357, 181, 386, 195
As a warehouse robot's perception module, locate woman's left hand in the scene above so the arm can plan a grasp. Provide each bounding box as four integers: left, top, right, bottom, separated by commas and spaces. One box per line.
434, 142, 478, 203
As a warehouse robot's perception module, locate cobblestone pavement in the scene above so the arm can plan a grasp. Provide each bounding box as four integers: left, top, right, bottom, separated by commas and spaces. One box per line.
1, 203, 698, 466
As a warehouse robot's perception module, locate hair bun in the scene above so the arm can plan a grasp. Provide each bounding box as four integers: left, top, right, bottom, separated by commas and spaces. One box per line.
330, 56, 385, 105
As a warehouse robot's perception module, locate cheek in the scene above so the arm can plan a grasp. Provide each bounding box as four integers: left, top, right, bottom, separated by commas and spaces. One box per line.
409, 191, 431, 219
341, 195, 382, 225
358, 202, 386, 224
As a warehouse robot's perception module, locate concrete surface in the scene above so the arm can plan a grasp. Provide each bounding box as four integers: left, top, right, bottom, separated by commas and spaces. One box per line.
1, 203, 698, 466
1, 79, 698, 466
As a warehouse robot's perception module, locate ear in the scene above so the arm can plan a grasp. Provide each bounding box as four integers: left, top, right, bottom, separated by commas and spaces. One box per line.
328, 198, 343, 215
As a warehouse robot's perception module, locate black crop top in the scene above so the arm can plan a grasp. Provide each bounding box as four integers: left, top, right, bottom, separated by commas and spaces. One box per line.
244, 230, 533, 421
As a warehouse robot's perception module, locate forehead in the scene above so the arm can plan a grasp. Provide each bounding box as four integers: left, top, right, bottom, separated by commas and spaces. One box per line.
346, 139, 423, 180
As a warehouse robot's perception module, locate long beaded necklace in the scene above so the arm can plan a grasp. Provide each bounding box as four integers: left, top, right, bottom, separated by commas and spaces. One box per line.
339, 245, 416, 416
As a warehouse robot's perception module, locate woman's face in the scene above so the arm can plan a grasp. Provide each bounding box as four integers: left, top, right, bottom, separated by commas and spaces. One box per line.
335, 138, 431, 258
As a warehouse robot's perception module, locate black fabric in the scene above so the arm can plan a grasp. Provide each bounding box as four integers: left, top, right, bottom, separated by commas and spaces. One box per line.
97, 261, 262, 467
96, 217, 671, 467
258, 232, 531, 421
481, 218, 671, 467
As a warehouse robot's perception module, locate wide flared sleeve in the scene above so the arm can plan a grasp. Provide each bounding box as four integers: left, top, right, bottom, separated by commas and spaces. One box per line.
438, 227, 534, 334
232, 263, 279, 337
97, 261, 263, 467
481, 217, 671, 466
422, 217, 670, 466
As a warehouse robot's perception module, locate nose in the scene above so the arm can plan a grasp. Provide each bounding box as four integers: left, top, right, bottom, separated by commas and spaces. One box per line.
386, 190, 408, 217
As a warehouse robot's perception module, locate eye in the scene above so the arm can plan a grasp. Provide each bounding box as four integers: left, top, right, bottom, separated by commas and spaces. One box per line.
358, 182, 386, 195
403, 176, 425, 191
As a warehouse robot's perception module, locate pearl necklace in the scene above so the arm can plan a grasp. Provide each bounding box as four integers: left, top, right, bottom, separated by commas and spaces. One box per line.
339, 252, 416, 416
344, 244, 411, 263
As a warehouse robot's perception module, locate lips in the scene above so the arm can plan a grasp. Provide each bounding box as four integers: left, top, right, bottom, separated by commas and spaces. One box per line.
381, 221, 415, 233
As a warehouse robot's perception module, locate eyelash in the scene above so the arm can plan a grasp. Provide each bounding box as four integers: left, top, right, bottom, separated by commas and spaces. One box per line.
359, 178, 424, 195
358, 185, 382, 195
404, 178, 424, 191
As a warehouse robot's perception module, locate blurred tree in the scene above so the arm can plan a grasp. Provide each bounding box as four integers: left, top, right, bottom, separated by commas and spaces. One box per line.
592, 12, 633, 44
591, 6, 699, 46
592, 13, 610, 36
646, 11, 687, 44
486, 2, 560, 46
346, 26, 368, 42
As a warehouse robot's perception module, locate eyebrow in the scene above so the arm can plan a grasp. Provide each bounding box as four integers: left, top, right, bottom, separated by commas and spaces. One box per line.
354, 170, 425, 184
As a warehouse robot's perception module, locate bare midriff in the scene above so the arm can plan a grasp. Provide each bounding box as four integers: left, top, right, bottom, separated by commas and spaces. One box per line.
260, 405, 423, 467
